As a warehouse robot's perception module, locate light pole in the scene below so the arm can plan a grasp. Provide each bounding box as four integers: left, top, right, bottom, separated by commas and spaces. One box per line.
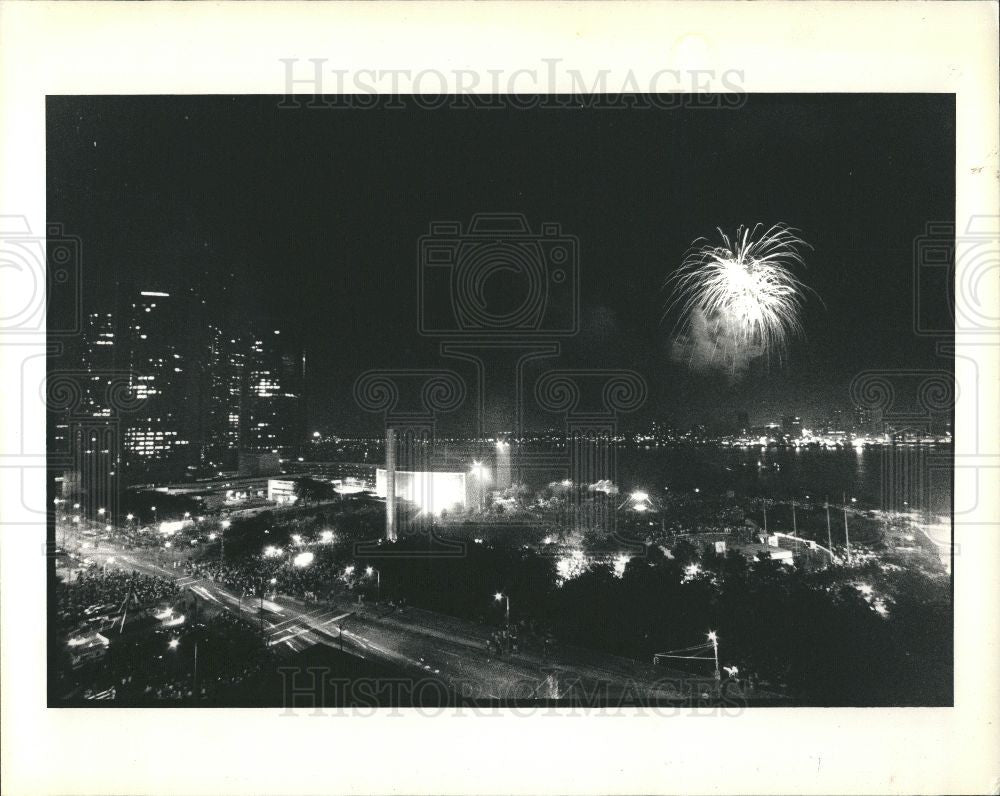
169, 637, 199, 700
825, 496, 834, 557
219, 519, 230, 562
842, 492, 852, 564
708, 630, 720, 688
494, 591, 510, 651
366, 566, 381, 602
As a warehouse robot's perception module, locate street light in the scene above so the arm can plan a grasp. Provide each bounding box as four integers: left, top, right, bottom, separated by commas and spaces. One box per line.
97, 507, 105, 517
168, 637, 199, 699
494, 591, 511, 650
219, 518, 231, 561
708, 630, 720, 686
366, 566, 381, 602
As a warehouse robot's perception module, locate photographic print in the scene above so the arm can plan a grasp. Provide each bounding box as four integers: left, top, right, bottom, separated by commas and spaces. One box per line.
44, 92, 956, 710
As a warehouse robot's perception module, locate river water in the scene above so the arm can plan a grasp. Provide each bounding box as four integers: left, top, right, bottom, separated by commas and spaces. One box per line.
522, 444, 953, 520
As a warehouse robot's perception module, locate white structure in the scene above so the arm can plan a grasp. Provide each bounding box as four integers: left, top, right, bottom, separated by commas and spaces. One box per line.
267, 478, 299, 505
375, 468, 467, 516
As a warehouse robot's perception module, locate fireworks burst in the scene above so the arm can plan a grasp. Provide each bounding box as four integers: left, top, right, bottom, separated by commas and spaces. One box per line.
664, 223, 815, 375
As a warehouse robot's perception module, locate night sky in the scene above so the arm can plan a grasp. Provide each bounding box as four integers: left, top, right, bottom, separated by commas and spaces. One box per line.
47, 94, 954, 433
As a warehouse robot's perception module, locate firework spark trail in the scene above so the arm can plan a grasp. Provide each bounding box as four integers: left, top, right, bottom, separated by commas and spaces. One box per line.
664, 223, 815, 375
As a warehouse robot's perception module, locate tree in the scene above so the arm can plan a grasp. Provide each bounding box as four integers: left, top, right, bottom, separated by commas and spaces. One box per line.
293, 477, 335, 503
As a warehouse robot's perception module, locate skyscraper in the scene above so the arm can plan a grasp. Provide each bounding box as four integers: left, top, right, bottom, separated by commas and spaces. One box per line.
201, 324, 247, 468
244, 326, 304, 455
123, 290, 197, 475
80, 311, 118, 418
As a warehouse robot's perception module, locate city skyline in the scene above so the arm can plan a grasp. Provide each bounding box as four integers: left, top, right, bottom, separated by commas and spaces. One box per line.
48, 94, 955, 432
44, 92, 956, 714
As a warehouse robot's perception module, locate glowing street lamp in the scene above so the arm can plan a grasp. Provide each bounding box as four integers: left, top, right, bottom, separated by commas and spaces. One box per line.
126, 513, 134, 522
292, 551, 314, 568
366, 566, 381, 602
708, 630, 720, 685
494, 591, 511, 632
97, 507, 105, 517
167, 637, 200, 697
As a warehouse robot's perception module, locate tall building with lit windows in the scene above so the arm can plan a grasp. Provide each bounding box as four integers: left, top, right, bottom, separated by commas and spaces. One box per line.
80, 311, 118, 418
202, 324, 247, 468
243, 326, 304, 456
123, 290, 196, 474
55, 310, 122, 506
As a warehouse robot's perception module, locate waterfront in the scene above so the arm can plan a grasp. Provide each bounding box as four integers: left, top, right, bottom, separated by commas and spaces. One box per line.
532, 444, 953, 519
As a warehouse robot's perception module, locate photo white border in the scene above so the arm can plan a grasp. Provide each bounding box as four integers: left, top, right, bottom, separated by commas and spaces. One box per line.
1, 2, 998, 794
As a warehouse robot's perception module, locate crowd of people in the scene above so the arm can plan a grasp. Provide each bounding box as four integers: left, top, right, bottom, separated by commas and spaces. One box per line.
55, 568, 179, 631
180, 548, 356, 605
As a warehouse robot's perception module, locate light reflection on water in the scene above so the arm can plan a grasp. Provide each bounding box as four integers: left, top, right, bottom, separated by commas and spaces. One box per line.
526, 446, 951, 517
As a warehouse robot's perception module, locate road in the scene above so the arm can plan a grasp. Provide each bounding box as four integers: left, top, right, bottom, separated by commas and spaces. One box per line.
58, 519, 780, 704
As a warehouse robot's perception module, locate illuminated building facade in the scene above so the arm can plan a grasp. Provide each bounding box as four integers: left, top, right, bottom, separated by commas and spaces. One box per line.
81, 311, 118, 418
202, 324, 247, 467
375, 468, 468, 516
124, 290, 194, 468
244, 327, 304, 455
